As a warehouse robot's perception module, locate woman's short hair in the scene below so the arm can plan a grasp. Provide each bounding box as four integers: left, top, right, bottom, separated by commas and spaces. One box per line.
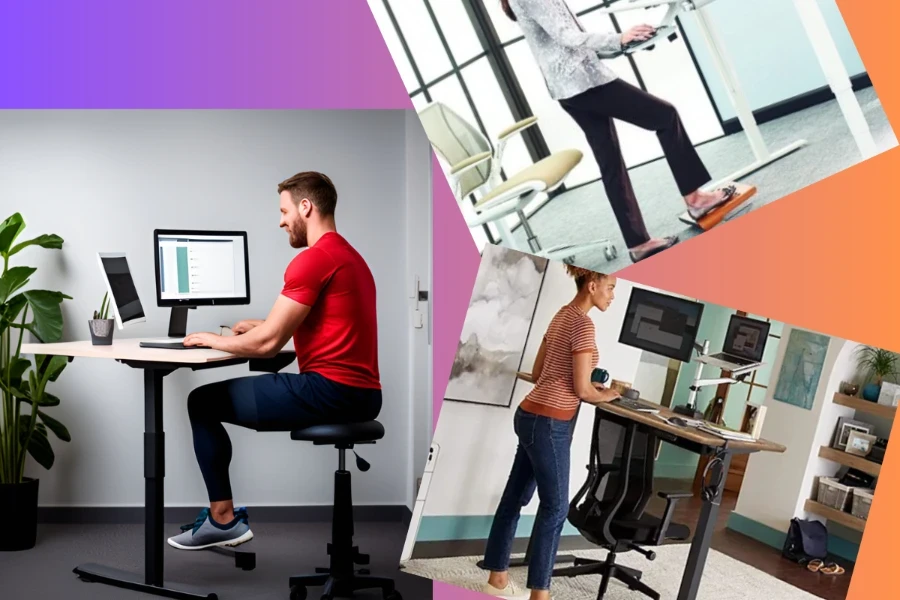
565, 264, 607, 290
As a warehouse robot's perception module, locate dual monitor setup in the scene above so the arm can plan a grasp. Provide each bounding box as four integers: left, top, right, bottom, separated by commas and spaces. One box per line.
615, 287, 771, 418
97, 229, 251, 349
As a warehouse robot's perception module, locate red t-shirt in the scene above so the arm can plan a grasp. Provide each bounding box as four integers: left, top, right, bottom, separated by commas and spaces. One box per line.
280, 232, 380, 390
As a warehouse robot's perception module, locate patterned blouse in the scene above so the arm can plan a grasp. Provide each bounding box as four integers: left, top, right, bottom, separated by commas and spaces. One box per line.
510, 0, 622, 100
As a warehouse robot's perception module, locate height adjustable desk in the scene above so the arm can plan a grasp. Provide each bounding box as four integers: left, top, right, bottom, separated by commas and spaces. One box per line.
513, 371, 786, 600
20, 338, 296, 600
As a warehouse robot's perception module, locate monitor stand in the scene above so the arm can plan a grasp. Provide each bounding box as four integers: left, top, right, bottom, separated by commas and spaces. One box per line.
168, 306, 196, 338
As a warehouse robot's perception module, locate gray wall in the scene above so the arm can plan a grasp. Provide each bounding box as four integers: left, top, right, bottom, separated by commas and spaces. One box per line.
0, 110, 431, 509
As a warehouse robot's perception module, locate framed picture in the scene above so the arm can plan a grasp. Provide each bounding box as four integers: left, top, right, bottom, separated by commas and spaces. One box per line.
444, 245, 549, 408
833, 418, 874, 451
773, 329, 830, 410
845, 431, 877, 457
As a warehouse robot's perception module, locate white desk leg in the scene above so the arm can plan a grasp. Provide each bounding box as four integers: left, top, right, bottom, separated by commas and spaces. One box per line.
792, 0, 878, 160
678, 6, 808, 225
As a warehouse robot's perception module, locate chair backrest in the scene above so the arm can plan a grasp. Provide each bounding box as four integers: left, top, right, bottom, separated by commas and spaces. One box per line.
417, 102, 492, 199
568, 410, 656, 546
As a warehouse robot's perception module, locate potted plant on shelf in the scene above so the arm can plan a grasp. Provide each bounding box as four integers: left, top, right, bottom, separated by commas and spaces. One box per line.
854, 345, 898, 402
0, 213, 72, 551
89, 292, 115, 345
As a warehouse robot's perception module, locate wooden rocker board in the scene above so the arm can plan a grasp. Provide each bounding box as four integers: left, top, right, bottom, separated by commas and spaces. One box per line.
678, 183, 757, 230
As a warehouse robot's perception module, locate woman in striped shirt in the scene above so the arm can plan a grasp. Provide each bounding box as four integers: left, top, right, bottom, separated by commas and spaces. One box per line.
481, 265, 621, 600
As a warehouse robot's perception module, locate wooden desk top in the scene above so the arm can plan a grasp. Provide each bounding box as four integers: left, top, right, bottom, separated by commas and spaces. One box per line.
20, 338, 294, 365
515, 371, 785, 454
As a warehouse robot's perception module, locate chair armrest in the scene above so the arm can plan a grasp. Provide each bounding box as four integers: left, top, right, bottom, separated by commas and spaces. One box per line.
450, 151, 492, 176
497, 116, 538, 142
654, 491, 693, 545
657, 491, 693, 501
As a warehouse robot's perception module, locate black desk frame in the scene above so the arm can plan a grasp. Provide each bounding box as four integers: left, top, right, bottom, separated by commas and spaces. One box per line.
71, 353, 295, 600
549, 407, 751, 600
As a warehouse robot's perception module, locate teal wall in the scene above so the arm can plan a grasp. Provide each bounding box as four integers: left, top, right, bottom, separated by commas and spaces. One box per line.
680, 0, 867, 122
727, 512, 859, 563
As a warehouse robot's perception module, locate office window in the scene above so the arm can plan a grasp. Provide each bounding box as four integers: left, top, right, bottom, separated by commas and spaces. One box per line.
431, 0, 485, 64
389, 0, 453, 83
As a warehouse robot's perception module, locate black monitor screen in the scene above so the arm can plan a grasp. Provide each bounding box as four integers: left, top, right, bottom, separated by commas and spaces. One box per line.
618, 287, 704, 363
723, 315, 770, 362
100, 256, 145, 323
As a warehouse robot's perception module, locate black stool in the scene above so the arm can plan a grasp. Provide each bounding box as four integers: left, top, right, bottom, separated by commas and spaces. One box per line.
288, 421, 401, 600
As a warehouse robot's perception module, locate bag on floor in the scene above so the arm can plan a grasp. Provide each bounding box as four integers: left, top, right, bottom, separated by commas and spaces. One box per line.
782, 518, 828, 563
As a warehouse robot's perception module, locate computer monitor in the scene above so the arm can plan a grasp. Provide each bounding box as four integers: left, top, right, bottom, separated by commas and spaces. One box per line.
153, 229, 250, 337
97, 252, 146, 329
618, 287, 704, 363
722, 315, 770, 362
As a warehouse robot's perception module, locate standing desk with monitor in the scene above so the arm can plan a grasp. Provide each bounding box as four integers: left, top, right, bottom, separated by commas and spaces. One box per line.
22, 230, 294, 600
502, 287, 783, 600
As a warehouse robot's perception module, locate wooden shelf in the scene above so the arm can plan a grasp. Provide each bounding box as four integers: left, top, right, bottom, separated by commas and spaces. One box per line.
833, 393, 896, 420
804, 499, 867, 532
818, 446, 881, 477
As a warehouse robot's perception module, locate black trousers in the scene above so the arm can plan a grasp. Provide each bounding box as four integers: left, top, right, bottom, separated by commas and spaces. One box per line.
560, 79, 711, 248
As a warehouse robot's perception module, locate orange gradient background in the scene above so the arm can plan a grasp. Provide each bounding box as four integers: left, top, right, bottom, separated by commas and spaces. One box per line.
621, 1, 900, 596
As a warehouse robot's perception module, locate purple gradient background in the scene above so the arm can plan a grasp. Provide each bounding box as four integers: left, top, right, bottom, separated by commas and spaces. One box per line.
3, 0, 481, 597
0, 0, 409, 108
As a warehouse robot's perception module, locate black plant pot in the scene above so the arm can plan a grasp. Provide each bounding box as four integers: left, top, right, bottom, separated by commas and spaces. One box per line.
0, 477, 39, 551
89, 318, 115, 345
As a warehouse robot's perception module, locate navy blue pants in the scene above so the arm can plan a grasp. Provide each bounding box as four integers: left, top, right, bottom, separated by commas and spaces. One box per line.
482, 407, 576, 591
187, 372, 382, 502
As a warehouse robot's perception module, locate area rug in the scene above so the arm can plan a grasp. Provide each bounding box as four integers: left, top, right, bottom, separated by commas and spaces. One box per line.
403, 545, 824, 599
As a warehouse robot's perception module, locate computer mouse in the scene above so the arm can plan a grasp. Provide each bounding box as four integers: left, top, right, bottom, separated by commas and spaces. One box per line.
669, 417, 689, 427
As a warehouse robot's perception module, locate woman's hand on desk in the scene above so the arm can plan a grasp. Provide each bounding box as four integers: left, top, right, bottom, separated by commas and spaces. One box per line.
621, 24, 655, 45
585, 386, 620, 405
183, 332, 221, 349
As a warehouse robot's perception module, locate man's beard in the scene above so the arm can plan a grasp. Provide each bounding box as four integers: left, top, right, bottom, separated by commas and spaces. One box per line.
289, 219, 308, 249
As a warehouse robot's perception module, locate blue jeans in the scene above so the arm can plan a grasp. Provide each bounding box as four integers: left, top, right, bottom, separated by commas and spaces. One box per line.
483, 407, 574, 591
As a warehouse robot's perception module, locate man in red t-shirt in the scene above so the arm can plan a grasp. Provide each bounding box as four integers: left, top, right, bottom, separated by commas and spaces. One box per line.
167, 172, 382, 551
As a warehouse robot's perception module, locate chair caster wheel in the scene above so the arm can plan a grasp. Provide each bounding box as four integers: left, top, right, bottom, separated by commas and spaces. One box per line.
385, 592, 403, 600
647, 551, 656, 561
290, 585, 307, 600
563, 256, 576, 265
604, 246, 617, 261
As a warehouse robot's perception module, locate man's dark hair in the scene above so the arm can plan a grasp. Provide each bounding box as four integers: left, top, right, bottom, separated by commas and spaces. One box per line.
278, 171, 338, 217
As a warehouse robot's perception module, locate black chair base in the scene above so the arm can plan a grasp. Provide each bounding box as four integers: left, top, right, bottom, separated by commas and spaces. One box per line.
288, 422, 400, 600
555, 553, 659, 600
289, 572, 399, 600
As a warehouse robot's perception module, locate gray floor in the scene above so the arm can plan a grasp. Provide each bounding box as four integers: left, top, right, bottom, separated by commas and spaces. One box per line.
0, 521, 433, 600
510, 88, 898, 271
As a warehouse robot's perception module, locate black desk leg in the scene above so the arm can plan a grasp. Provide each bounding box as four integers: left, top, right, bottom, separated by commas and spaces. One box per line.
677, 451, 732, 600
73, 368, 217, 600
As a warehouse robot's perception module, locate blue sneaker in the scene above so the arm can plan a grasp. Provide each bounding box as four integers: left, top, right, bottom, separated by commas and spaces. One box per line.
167, 507, 253, 551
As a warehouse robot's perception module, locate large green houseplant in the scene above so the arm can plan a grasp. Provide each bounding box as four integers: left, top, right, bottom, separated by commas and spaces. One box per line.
0, 212, 72, 551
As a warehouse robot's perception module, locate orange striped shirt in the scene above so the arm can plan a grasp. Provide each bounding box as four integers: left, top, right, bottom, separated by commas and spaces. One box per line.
520, 304, 598, 421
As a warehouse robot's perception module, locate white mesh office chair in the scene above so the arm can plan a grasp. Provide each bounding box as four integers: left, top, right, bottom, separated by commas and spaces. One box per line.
418, 102, 617, 263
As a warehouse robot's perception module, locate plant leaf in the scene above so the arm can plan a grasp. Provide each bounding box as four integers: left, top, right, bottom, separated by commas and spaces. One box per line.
1, 293, 28, 327
23, 290, 71, 342
9, 234, 64, 256
0, 213, 25, 256
38, 410, 71, 442
0, 357, 31, 390
36, 354, 67, 383
35, 391, 60, 407
26, 427, 55, 470
0, 266, 36, 305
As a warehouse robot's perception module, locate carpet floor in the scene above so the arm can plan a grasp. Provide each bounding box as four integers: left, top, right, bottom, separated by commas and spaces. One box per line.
0, 521, 431, 600
507, 88, 897, 271
403, 545, 826, 600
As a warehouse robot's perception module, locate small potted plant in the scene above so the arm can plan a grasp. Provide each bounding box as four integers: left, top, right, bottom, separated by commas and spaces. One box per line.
88, 292, 115, 346
854, 345, 897, 402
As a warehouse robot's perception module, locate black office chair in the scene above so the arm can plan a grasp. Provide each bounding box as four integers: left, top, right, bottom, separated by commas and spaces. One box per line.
553, 413, 692, 600
288, 421, 402, 600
